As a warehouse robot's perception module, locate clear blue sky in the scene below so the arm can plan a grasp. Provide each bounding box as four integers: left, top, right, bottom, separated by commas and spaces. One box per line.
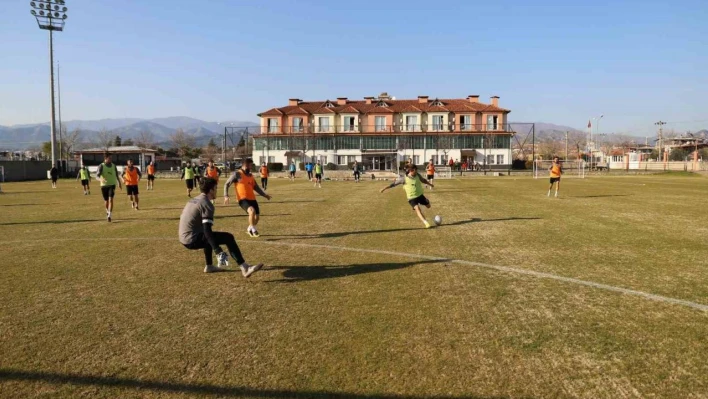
1, 0, 707, 135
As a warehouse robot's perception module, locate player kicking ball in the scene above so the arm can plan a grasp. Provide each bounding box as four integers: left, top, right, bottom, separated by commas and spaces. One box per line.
223, 158, 272, 238
548, 156, 563, 198
380, 164, 435, 228
179, 177, 263, 275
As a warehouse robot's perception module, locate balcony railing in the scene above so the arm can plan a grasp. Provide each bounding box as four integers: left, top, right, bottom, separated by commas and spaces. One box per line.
258, 123, 514, 134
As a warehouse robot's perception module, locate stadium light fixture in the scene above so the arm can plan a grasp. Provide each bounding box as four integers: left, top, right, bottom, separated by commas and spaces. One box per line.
29, 0, 68, 169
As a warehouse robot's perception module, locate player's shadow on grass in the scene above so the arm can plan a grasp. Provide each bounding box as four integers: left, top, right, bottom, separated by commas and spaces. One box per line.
0, 368, 522, 399
262, 217, 540, 240
267, 259, 447, 282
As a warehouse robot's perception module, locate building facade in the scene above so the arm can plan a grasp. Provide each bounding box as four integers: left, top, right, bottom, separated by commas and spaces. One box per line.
255, 93, 513, 170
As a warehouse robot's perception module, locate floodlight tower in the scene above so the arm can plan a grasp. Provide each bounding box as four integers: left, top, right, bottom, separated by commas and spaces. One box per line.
30, 0, 68, 168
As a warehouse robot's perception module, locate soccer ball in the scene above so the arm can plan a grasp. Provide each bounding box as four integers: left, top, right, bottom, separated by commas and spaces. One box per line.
434, 215, 442, 226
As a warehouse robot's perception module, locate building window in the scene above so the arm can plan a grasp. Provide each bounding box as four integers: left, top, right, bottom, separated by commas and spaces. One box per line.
324, 101, 335, 108
376, 101, 388, 107
431, 99, 444, 106
486, 154, 494, 165
486, 115, 499, 130
318, 117, 330, 133
342, 116, 356, 132
336, 136, 360, 150
432, 115, 444, 131
496, 154, 504, 164
440, 155, 448, 165
375, 116, 386, 132
459, 115, 472, 131
430, 155, 438, 165
413, 155, 420, 165
348, 155, 356, 163
292, 117, 303, 133
405, 115, 418, 132
267, 118, 279, 133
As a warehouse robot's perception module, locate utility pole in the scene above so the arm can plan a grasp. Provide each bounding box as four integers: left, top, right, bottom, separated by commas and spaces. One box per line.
655, 121, 666, 161
565, 131, 569, 161
57, 62, 62, 168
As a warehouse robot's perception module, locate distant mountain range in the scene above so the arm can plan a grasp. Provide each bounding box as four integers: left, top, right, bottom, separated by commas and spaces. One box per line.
0, 117, 259, 150
1, 119, 704, 150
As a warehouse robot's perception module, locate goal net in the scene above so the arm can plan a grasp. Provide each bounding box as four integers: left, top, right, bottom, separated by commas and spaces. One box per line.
434, 166, 452, 179
533, 160, 585, 179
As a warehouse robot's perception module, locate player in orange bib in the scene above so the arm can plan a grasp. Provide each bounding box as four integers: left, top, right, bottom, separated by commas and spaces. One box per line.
426, 159, 436, 190
204, 160, 221, 182
223, 158, 272, 238
146, 162, 156, 191
121, 159, 142, 209
259, 163, 269, 190
548, 156, 563, 198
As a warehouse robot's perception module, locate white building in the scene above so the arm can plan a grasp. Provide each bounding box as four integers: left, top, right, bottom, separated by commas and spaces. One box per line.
255, 93, 514, 170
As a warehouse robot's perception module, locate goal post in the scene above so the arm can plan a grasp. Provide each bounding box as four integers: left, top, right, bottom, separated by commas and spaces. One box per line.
434, 166, 452, 179
533, 159, 585, 179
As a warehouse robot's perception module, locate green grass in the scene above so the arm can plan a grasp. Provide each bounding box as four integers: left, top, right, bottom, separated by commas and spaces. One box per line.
0, 174, 707, 399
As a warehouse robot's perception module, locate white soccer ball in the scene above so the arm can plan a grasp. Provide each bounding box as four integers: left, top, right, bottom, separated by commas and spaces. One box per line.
434, 215, 442, 226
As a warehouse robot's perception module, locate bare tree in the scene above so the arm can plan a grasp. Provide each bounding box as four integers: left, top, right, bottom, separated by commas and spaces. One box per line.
63, 127, 82, 159
169, 128, 196, 160
136, 130, 156, 149
95, 128, 114, 150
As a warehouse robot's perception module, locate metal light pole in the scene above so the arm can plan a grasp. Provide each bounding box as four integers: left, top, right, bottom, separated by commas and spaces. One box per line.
57, 62, 62, 167
30, 0, 68, 169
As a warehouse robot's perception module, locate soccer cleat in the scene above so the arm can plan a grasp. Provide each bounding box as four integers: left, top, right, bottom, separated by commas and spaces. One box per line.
247, 229, 255, 237
424, 221, 431, 229
555, 192, 559, 198
251, 229, 260, 238
547, 191, 551, 197
107, 215, 111, 223
217, 252, 229, 268
242, 263, 263, 278
204, 264, 220, 273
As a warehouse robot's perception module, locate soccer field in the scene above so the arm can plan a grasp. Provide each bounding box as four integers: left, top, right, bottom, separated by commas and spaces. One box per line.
0, 174, 706, 399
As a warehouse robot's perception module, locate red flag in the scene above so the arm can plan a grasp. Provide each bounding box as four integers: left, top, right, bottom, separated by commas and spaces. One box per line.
587, 120, 592, 128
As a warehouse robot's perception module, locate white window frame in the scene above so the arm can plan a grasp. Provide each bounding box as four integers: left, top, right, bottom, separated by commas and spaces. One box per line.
347, 155, 356, 163
496, 154, 504, 165
404, 114, 419, 132
292, 117, 303, 133
267, 118, 279, 133
429, 114, 446, 131
413, 155, 420, 165
486, 154, 494, 165
318, 116, 331, 133
341, 114, 357, 132
375, 116, 386, 132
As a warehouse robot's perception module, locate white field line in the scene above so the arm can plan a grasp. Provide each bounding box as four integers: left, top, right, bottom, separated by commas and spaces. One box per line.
4, 237, 707, 312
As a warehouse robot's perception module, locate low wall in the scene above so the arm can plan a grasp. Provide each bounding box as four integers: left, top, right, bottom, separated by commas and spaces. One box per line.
0, 161, 53, 182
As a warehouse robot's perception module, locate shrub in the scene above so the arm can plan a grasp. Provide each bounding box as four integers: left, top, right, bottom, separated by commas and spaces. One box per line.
325, 162, 338, 171
269, 162, 283, 172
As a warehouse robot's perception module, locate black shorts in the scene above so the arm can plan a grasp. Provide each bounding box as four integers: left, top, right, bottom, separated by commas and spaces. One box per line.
51, 177, 58, 182
408, 195, 430, 209
126, 185, 139, 196
81, 179, 89, 186
427, 174, 434, 180
289, 171, 295, 177
238, 199, 260, 215
186, 179, 194, 189
101, 185, 116, 201
550, 177, 561, 184
315, 173, 322, 179
147, 175, 155, 181
354, 171, 360, 176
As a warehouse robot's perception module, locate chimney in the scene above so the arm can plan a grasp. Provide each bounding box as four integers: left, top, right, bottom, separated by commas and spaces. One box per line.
418, 95, 429, 104
490, 96, 499, 107
364, 96, 375, 105
467, 95, 479, 103
288, 98, 300, 106
337, 97, 348, 105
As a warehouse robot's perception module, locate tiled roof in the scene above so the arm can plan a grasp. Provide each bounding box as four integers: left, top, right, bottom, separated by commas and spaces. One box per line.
282, 106, 309, 115
259, 108, 284, 116
259, 97, 510, 116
